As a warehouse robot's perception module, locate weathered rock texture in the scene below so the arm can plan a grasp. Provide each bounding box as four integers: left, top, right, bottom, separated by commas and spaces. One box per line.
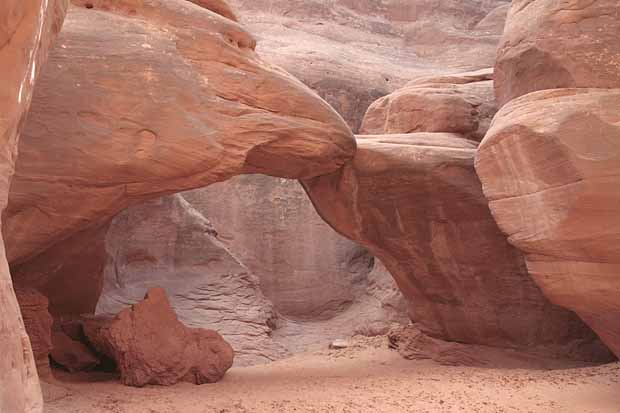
85, 288, 234, 387
14, 288, 54, 377
6, 0, 355, 269
495, 0, 620, 106
476, 88, 620, 358
360, 68, 496, 141
96, 192, 408, 365
0, 1, 68, 411
228, 0, 510, 131
97, 195, 286, 366
183, 176, 373, 320
303, 134, 613, 361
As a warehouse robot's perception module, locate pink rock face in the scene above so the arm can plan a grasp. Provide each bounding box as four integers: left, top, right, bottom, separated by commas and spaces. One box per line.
228, 0, 509, 131
6, 0, 355, 267
183, 178, 373, 320
495, 0, 620, 106
0, 1, 68, 411
84, 288, 234, 387
476, 88, 620, 358
303, 133, 613, 361
360, 68, 496, 141
188, 0, 238, 20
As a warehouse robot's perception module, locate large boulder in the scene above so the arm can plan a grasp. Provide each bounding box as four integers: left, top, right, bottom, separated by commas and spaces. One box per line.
360, 68, 496, 141
85, 287, 234, 387
303, 133, 612, 361
495, 0, 620, 106
6, 0, 355, 268
0, 1, 68, 411
228, 0, 510, 131
476, 88, 620, 358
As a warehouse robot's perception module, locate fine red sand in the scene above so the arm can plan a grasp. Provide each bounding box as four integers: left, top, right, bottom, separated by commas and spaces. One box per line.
43, 336, 620, 413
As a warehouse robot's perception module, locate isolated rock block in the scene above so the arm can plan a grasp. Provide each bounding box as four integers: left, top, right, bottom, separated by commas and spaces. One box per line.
85, 288, 234, 386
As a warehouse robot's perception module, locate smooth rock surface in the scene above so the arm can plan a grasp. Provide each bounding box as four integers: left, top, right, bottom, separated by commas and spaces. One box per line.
12, 222, 109, 316
360, 68, 496, 141
303, 133, 613, 361
229, 0, 509, 131
85, 288, 234, 387
0, 1, 68, 411
495, 0, 620, 106
6, 0, 355, 267
476, 88, 620, 358
190, 0, 238, 20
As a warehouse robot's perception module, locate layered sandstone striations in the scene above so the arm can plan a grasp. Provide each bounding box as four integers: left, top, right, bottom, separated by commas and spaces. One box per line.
494, 0, 620, 106
303, 134, 612, 361
0, 1, 68, 411
476, 89, 620, 358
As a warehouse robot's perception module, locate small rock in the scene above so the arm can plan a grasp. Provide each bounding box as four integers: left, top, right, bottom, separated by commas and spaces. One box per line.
329, 339, 350, 350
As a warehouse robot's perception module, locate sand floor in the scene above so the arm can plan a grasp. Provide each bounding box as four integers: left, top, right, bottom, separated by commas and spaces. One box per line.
43, 337, 620, 413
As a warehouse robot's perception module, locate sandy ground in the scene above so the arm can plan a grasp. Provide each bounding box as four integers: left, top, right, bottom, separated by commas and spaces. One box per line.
43, 337, 620, 413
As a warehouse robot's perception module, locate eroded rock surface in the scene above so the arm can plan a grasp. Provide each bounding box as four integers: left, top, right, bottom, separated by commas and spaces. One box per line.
97, 195, 286, 366
360, 68, 496, 141
0, 1, 68, 411
228, 0, 509, 131
96, 191, 408, 365
6, 0, 355, 268
495, 0, 620, 106
183, 176, 373, 320
476, 88, 620, 358
303, 134, 613, 361
15, 288, 54, 378
86, 288, 234, 387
